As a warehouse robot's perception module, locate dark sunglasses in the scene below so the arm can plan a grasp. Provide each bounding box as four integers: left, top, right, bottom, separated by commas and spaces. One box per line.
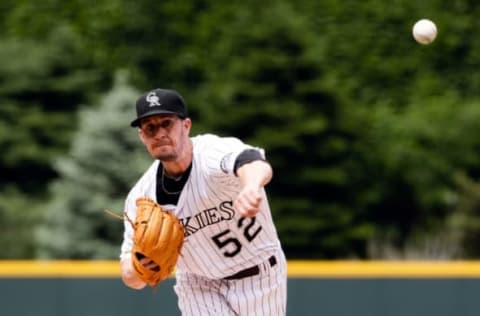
140, 118, 178, 138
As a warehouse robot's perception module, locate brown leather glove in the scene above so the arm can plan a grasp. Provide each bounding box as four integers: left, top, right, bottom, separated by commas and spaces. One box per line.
130, 197, 184, 287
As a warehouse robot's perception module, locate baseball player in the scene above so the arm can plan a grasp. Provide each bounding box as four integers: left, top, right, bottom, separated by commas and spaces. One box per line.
119, 88, 287, 315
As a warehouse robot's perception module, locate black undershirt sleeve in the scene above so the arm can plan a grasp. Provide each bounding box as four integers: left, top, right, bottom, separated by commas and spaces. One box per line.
233, 149, 266, 175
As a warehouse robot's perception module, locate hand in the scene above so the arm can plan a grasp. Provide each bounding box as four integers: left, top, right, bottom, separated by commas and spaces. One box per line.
120, 258, 147, 290
140, 257, 160, 272
234, 185, 262, 217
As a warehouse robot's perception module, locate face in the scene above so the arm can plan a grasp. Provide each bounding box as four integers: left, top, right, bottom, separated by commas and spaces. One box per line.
138, 114, 191, 161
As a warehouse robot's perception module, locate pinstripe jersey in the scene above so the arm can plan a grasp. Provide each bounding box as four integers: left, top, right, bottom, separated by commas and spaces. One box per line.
120, 133, 283, 279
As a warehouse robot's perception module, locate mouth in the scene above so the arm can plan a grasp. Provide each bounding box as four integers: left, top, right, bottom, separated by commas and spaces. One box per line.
153, 141, 170, 147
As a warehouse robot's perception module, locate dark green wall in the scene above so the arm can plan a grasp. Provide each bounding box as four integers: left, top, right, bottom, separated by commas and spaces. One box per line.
1, 278, 179, 316
1, 278, 480, 316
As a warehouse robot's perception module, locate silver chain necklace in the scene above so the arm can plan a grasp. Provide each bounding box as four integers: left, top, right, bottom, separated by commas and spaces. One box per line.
161, 167, 182, 195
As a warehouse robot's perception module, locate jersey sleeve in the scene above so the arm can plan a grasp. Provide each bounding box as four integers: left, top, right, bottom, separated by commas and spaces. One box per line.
119, 161, 159, 260
119, 193, 137, 260
198, 134, 266, 176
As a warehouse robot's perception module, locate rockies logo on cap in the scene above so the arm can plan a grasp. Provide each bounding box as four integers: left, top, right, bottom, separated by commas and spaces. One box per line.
131, 88, 188, 127
146, 92, 162, 107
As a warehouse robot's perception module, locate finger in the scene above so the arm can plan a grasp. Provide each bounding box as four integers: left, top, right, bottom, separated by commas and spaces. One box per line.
240, 190, 261, 207
140, 258, 159, 270
243, 208, 258, 218
235, 200, 259, 217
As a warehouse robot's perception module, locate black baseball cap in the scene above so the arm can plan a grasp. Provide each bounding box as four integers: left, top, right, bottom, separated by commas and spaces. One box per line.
130, 88, 188, 127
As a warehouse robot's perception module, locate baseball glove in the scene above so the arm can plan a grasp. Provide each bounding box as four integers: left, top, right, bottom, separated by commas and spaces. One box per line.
129, 197, 185, 287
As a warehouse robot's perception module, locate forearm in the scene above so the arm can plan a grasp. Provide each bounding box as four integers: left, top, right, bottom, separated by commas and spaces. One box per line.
236, 160, 273, 188
120, 257, 147, 290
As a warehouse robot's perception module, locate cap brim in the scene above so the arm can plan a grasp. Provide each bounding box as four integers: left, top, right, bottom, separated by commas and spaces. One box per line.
130, 110, 185, 127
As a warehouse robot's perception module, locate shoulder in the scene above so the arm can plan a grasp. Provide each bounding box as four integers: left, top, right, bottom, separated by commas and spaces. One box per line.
192, 133, 245, 151
191, 134, 264, 175
126, 160, 159, 200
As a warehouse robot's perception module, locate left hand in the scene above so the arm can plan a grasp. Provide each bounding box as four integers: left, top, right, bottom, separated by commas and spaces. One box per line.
120, 258, 147, 290
139, 257, 160, 271
234, 185, 262, 217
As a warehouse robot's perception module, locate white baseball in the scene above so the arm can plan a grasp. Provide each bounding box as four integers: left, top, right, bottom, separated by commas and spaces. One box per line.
413, 19, 437, 45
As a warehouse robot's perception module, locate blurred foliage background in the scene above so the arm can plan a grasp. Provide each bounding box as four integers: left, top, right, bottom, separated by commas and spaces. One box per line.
2, 0, 480, 260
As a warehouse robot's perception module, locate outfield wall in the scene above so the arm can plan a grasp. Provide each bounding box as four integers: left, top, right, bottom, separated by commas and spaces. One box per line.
1, 261, 480, 316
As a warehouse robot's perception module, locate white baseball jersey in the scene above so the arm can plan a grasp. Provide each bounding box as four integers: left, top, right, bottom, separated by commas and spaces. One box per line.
120, 133, 283, 279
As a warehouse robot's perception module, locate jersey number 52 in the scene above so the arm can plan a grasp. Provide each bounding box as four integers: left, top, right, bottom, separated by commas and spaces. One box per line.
211, 217, 262, 257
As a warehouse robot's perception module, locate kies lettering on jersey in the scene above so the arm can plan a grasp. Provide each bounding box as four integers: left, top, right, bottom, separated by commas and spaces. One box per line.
180, 200, 235, 236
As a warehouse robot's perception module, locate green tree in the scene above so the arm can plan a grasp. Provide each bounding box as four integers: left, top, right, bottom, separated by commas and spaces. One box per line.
4, 0, 480, 259
361, 97, 480, 258
0, 29, 109, 258
36, 72, 149, 259
0, 30, 109, 194
0, 187, 44, 258
181, 0, 480, 258
174, 0, 376, 258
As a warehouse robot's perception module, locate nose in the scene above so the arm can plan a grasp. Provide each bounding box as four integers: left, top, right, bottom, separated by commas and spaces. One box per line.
153, 125, 168, 138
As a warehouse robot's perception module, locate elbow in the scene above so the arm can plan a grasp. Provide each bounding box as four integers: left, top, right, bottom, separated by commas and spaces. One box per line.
257, 160, 273, 186
265, 162, 273, 183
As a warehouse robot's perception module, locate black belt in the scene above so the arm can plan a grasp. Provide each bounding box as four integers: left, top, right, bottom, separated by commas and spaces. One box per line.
224, 256, 277, 280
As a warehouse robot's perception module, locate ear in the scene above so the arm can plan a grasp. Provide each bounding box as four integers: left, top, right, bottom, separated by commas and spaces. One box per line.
183, 118, 192, 133
138, 129, 147, 145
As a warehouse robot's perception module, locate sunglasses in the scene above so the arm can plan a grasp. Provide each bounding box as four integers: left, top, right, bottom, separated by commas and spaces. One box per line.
140, 118, 178, 138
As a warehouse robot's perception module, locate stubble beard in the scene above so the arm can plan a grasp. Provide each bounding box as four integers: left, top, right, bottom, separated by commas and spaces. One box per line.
152, 147, 178, 162
151, 127, 189, 162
